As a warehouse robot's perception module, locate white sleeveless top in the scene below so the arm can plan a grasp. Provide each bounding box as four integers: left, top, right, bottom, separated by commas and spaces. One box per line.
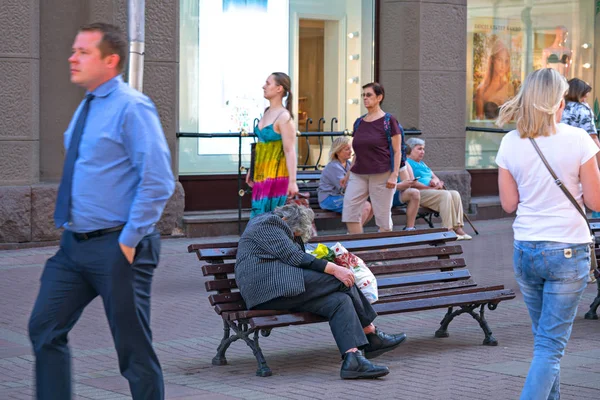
496, 123, 598, 243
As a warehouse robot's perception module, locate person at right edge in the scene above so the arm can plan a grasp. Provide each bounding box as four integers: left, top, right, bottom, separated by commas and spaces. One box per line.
496, 68, 600, 400
560, 77, 600, 220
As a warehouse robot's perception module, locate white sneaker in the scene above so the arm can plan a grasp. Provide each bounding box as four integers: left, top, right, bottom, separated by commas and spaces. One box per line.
457, 234, 473, 241
588, 270, 597, 284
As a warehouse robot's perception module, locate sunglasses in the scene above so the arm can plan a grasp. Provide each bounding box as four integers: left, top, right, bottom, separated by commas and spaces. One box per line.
362, 93, 374, 98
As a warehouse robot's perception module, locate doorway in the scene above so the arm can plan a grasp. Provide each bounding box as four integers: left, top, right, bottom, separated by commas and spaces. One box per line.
297, 18, 337, 168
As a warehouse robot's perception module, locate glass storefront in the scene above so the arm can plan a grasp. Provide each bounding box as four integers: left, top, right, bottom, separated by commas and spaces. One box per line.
179, 0, 376, 175
465, 0, 596, 169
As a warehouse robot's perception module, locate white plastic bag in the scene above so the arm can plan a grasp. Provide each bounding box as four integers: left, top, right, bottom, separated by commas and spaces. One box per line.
330, 242, 378, 303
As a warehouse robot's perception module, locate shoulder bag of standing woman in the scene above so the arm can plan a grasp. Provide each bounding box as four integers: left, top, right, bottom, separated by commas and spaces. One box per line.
529, 138, 599, 280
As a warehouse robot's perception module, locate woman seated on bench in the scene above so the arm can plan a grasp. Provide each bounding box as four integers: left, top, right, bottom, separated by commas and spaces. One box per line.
392, 162, 421, 231
318, 137, 373, 226
235, 203, 406, 379
404, 138, 472, 240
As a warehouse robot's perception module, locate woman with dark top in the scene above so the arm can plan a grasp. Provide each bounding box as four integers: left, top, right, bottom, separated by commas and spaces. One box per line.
318, 136, 373, 226
246, 72, 299, 217
235, 203, 407, 379
561, 78, 600, 219
341, 82, 406, 234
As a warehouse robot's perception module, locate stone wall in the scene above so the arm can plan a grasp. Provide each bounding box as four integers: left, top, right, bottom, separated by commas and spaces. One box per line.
379, 0, 469, 200
0, 1, 183, 244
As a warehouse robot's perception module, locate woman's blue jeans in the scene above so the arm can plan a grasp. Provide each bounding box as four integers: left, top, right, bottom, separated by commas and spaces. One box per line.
513, 241, 590, 400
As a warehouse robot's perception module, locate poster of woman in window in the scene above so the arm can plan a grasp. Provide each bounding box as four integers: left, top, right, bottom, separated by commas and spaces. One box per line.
471, 18, 523, 121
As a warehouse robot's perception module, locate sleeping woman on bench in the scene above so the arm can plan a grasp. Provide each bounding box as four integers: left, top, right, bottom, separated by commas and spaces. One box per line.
235, 203, 406, 379
318, 137, 373, 226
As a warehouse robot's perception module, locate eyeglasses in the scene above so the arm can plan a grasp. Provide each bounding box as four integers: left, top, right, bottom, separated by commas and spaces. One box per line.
362, 93, 374, 98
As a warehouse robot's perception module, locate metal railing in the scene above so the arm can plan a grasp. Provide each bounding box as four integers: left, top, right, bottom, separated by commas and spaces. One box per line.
465, 126, 510, 134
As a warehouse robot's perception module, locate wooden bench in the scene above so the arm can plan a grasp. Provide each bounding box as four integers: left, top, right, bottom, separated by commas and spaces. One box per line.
296, 171, 439, 228
584, 220, 600, 320
189, 229, 516, 377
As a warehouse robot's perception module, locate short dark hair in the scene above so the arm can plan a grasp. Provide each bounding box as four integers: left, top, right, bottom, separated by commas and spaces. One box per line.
565, 78, 592, 103
362, 82, 385, 103
79, 22, 128, 72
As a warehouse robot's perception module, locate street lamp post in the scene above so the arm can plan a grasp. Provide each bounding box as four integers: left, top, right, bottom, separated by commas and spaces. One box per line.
127, 0, 145, 91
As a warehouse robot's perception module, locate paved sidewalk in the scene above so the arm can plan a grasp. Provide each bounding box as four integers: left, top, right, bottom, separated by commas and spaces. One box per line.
1, 218, 599, 400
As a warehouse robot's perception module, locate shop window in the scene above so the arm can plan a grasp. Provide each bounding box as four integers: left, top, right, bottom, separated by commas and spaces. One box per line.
179, 0, 375, 175
466, 0, 596, 169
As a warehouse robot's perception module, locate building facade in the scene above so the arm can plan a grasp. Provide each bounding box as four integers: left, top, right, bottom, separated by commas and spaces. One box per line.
1, 0, 597, 243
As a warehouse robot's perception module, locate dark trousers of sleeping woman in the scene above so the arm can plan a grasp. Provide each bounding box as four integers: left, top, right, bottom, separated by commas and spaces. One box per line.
254, 269, 378, 354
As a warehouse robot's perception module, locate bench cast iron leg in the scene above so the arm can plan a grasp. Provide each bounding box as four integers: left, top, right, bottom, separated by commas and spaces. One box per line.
435, 307, 453, 338
227, 321, 272, 377
212, 319, 238, 366
434, 304, 498, 346
417, 212, 435, 228
584, 280, 600, 320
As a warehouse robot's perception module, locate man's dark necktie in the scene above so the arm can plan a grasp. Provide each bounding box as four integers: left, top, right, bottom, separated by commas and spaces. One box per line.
54, 94, 94, 228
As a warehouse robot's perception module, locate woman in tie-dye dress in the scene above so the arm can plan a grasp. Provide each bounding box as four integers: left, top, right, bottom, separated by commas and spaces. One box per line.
246, 72, 299, 217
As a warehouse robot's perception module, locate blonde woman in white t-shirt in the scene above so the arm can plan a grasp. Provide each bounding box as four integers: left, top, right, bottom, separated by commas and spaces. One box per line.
496, 68, 600, 400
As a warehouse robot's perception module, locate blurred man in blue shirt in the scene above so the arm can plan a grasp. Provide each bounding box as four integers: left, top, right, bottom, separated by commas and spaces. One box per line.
28, 23, 174, 400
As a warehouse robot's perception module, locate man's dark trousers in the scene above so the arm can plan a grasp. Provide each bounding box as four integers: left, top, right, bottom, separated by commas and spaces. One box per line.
254, 269, 378, 354
28, 230, 164, 400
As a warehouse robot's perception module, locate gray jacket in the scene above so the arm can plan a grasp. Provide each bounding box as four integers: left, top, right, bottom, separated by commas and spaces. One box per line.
317, 160, 351, 204
235, 213, 327, 309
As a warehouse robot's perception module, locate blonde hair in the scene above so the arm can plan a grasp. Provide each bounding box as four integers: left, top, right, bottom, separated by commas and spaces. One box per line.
496, 68, 568, 138
329, 136, 352, 162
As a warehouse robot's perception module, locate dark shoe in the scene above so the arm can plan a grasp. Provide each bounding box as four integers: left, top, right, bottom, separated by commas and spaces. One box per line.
340, 350, 390, 379
363, 330, 407, 359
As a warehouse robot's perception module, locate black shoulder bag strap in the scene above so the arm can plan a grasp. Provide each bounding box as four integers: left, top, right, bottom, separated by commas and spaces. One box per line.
529, 138, 598, 275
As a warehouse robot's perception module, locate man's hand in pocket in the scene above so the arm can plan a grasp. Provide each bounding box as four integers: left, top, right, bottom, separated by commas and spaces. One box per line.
119, 243, 136, 264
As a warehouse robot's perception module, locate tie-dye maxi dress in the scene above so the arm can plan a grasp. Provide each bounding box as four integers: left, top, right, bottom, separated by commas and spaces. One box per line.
250, 123, 289, 217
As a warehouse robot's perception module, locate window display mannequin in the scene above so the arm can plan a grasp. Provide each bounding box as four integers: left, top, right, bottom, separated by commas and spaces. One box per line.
543, 26, 572, 76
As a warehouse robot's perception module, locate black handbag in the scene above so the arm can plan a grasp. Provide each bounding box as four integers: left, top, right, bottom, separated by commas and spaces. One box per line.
529, 138, 599, 279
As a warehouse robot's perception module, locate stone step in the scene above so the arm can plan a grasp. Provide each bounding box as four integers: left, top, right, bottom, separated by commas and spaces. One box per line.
469, 196, 514, 221
183, 209, 417, 238
182, 196, 510, 238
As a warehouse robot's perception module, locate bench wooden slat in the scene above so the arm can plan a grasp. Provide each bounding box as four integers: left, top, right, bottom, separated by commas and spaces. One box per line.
205, 279, 238, 291
368, 258, 466, 275
356, 245, 462, 262
316, 232, 457, 251
377, 284, 505, 303
373, 289, 516, 315
378, 278, 477, 298
229, 309, 295, 321
197, 231, 458, 261
377, 269, 471, 289
215, 301, 247, 314
315, 228, 448, 243
190, 228, 449, 256
227, 283, 499, 321
209, 292, 243, 306
202, 263, 235, 276
248, 312, 327, 328
246, 288, 515, 329
206, 266, 468, 306
207, 262, 468, 306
